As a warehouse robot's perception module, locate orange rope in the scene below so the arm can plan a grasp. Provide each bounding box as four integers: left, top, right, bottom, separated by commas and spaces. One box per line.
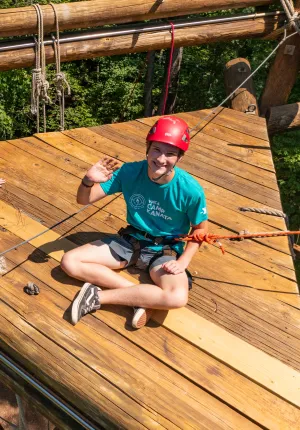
176, 230, 300, 254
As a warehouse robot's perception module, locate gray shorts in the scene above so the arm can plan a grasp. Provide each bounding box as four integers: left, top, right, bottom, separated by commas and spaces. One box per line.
101, 234, 192, 289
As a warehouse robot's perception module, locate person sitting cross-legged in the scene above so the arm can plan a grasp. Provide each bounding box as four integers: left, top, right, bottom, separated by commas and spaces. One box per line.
61, 116, 208, 329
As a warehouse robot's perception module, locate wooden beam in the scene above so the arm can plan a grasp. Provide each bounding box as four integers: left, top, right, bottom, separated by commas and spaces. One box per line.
0, 14, 285, 71
0, 199, 300, 407
259, 2, 300, 116
224, 58, 259, 114
266, 102, 300, 134
0, 0, 277, 38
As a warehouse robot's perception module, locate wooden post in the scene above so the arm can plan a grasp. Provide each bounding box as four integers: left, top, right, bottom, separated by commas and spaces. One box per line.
259, 2, 300, 116
266, 102, 300, 135
224, 58, 259, 115
0, 0, 277, 38
0, 14, 285, 72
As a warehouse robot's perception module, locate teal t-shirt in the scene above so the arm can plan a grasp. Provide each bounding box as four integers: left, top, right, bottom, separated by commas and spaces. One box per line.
100, 160, 208, 253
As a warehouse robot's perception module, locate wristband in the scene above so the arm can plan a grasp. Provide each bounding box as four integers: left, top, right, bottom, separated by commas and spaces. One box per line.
81, 178, 94, 188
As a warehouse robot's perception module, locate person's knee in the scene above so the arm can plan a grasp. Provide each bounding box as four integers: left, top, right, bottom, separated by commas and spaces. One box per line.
163, 287, 188, 309
61, 252, 78, 276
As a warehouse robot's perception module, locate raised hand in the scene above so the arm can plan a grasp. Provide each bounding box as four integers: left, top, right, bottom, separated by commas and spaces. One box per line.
0, 178, 6, 188
84, 158, 120, 184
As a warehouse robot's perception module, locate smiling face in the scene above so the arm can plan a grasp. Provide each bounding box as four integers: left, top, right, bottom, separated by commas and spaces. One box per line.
147, 141, 182, 182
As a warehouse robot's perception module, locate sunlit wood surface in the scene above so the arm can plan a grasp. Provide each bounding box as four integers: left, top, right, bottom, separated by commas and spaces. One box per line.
0, 107, 299, 429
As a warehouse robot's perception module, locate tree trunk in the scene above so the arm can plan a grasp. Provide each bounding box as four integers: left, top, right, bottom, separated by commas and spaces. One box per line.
266, 102, 300, 135
0, 0, 277, 38
224, 58, 259, 115
144, 51, 156, 117
259, 1, 300, 116
158, 47, 183, 115
0, 14, 285, 72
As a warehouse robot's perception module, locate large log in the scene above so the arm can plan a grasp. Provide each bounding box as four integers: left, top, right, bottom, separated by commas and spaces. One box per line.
0, 0, 277, 38
0, 14, 285, 72
266, 102, 300, 135
224, 58, 259, 114
259, 1, 300, 116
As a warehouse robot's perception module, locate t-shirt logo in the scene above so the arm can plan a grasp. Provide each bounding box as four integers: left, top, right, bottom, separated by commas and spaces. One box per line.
129, 194, 146, 209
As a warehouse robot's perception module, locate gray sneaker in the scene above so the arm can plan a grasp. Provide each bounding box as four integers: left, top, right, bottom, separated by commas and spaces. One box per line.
71, 283, 101, 325
132, 307, 153, 329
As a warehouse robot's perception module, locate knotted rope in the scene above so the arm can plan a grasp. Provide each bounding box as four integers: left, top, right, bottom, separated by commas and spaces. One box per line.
280, 0, 300, 33
31, 3, 51, 133
239, 207, 287, 218
50, 2, 71, 131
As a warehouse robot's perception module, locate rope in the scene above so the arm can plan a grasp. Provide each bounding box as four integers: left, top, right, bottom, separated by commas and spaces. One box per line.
178, 230, 300, 254
161, 22, 175, 115
50, 2, 71, 132
31, 3, 51, 133
239, 207, 287, 218
280, 0, 300, 33
189, 30, 298, 135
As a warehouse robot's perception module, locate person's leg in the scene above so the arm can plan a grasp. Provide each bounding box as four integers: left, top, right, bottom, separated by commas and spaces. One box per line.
61, 239, 134, 289
98, 266, 188, 309
70, 262, 188, 325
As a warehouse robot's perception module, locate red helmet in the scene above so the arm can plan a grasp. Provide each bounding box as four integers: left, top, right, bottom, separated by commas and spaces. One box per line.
146, 116, 190, 152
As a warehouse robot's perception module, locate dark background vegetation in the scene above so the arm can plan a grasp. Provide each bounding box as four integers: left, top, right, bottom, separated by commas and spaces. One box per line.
0, 1, 299, 279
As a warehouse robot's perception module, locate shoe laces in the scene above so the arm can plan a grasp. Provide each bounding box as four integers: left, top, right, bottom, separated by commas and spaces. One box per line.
82, 295, 100, 316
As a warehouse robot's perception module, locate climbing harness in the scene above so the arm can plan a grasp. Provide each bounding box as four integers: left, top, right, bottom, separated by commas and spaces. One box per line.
50, 2, 71, 131
177, 230, 300, 255
31, 3, 51, 133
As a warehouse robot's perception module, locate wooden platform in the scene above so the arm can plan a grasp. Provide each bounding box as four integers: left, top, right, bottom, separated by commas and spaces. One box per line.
0, 107, 300, 429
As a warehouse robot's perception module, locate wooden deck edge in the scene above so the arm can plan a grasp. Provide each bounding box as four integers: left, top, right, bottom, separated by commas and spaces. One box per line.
0, 200, 299, 407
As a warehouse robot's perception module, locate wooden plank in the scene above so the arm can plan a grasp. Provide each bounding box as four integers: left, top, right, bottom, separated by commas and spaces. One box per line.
0, 302, 174, 429
1, 229, 300, 430
201, 122, 273, 157
137, 108, 270, 147
0, 271, 263, 429
0, 366, 83, 430
1, 200, 300, 408
198, 109, 269, 141
0, 13, 285, 72
126, 115, 275, 172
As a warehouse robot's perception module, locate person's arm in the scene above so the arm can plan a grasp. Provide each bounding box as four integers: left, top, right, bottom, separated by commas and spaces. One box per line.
162, 220, 208, 275
77, 158, 120, 205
